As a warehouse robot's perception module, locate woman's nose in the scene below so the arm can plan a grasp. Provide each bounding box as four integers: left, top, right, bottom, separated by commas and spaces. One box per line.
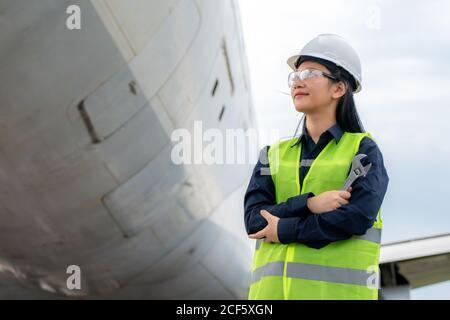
291, 82, 305, 90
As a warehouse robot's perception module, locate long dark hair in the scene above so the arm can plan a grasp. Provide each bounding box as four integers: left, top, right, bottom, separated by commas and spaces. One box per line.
295, 56, 365, 133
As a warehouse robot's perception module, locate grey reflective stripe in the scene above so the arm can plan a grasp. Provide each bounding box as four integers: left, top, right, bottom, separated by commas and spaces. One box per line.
286, 262, 378, 287
251, 261, 284, 284
255, 239, 263, 250
300, 159, 314, 167
353, 227, 382, 244
251, 261, 379, 288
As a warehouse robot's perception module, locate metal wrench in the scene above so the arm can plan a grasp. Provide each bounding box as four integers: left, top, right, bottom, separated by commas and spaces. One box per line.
341, 154, 372, 191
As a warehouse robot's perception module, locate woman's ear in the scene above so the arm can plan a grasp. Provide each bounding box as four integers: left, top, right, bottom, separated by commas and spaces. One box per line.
332, 81, 347, 99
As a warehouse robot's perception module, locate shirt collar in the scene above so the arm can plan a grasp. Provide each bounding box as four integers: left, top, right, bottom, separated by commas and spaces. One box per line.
290, 122, 344, 148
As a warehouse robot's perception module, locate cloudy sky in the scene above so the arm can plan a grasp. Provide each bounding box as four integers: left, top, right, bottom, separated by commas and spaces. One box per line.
239, 0, 450, 299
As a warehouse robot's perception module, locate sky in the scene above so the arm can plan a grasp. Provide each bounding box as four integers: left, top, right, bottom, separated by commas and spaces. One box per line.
238, 0, 450, 299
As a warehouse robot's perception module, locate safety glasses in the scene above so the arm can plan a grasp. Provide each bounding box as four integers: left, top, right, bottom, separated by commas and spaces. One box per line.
288, 68, 337, 88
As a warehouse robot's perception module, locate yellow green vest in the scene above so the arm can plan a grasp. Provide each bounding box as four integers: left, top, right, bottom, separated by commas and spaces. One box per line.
248, 132, 382, 300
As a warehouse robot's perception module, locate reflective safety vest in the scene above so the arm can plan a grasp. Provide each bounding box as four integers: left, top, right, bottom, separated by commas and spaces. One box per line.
248, 132, 382, 300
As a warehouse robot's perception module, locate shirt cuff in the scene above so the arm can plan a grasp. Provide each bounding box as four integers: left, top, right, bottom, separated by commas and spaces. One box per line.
293, 192, 314, 209
277, 217, 298, 244
282, 192, 315, 218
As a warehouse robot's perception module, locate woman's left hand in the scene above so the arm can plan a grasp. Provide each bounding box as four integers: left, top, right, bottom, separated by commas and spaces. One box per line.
248, 210, 280, 243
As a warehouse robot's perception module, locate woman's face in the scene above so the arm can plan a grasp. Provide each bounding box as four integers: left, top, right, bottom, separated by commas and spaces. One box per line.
290, 60, 343, 113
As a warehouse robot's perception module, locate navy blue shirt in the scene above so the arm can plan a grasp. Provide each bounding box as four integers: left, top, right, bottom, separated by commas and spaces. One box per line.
243, 123, 389, 249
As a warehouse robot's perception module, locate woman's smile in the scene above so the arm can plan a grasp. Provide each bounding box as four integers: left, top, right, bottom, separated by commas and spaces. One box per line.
293, 90, 309, 99
294, 93, 309, 99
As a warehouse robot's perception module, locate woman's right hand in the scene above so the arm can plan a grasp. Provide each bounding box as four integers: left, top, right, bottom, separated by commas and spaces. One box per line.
307, 188, 352, 214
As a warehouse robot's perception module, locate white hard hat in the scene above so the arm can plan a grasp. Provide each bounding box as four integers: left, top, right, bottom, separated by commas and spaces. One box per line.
287, 34, 362, 93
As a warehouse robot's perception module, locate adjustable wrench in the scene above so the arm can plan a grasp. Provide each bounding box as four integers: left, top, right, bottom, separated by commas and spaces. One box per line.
341, 154, 372, 191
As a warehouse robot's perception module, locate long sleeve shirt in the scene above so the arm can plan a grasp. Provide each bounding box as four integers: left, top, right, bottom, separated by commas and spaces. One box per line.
243, 122, 389, 249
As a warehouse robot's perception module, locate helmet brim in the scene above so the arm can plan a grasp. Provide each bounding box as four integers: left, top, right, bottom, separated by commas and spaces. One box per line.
287, 55, 300, 70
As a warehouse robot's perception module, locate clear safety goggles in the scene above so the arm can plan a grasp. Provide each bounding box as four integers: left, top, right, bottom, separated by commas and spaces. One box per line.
288, 68, 337, 88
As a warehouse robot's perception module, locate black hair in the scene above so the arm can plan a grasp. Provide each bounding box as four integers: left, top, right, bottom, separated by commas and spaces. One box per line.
295, 56, 365, 133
